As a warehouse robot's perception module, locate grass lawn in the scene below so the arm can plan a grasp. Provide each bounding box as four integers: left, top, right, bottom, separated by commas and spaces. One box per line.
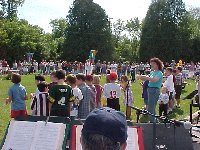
0, 74, 198, 143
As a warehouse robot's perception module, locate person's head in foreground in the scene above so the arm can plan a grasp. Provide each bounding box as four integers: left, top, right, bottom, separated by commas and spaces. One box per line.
81, 107, 128, 150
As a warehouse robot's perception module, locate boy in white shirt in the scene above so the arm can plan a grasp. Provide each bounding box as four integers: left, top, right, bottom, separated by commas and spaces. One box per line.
158, 87, 169, 116
163, 67, 175, 113
66, 74, 83, 117
104, 72, 121, 111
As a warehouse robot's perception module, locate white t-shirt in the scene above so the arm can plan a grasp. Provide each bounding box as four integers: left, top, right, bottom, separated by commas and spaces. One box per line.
110, 64, 117, 72
85, 62, 93, 71
163, 75, 174, 92
103, 83, 121, 99
72, 87, 83, 101
70, 87, 83, 117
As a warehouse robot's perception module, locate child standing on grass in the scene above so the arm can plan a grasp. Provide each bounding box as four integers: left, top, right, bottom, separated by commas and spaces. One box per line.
104, 72, 121, 111
121, 75, 134, 120
49, 70, 73, 117
76, 74, 92, 119
31, 82, 50, 116
93, 75, 103, 108
85, 75, 96, 110
174, 67, 183, 108
163, 67, 175, 114
158, 87, 169, 117
66, 74, 83, 117
30, 74, 45, 115
30, 74, 45, 98
5, 73, 28, 118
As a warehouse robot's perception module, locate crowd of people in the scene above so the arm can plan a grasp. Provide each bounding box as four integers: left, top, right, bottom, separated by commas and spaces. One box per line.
4, 57, 200, 149
5, 57, 194, 124
1, 58, 200, 76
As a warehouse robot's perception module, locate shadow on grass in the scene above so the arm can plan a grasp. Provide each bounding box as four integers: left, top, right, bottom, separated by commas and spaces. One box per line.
181, 89, 187, 94
168, 108, 184, 119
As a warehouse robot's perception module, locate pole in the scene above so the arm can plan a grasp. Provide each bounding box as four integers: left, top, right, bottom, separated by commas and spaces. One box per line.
126, 82, 129, 120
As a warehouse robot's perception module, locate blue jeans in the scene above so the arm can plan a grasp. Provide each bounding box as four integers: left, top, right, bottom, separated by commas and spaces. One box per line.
147, 87, 160, 122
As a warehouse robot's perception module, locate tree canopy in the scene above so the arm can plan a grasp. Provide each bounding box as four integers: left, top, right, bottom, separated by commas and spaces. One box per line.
139, 0, 191, 62
62, 0, 114, 61
0, 19, 60, 62
0, 0, 24, 19
0, 0, 199, 63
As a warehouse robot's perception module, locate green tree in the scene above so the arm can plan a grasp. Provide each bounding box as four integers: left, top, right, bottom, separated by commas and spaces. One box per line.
0, 19, 60, 62
112, 19, 125, 60
0, 0, 24, 19
50, 18, 68, 39
139, 0, 191, 62
63, 0, 113, 61
187, 7, 200, 62
112, 18, 141, 61
50, 18, 68, 58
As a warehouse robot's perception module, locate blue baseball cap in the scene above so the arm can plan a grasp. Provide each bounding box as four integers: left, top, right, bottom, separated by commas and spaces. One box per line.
82, 107, 128, 144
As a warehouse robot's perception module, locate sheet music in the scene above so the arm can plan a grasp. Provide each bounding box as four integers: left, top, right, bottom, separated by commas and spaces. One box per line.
30, 121, 66, 150
126, 127, 139, 150
3, 121, 37, 150
2, 120, 66, 150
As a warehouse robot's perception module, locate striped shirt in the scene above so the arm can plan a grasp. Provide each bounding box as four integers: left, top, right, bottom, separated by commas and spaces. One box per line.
31, 92, 50, 116
175, 73, 182, 85
123, 85, 134, 107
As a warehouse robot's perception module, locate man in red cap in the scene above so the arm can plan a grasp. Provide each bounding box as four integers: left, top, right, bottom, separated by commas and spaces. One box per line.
103, 72, 121, 110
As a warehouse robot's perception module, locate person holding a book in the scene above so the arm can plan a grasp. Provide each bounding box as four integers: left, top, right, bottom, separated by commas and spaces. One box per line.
49, 70, 73, 117
5, 73, 28, 118
81, 107, 128, 150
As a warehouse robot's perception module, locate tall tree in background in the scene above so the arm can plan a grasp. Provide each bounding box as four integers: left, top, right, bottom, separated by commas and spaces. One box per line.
188, 7, 200, 62
0, 19, 59, 62
63, 0, 113, 61
0, 0, 24, 19
50, 18, 68, 59
112, 18, 141, 62
139, 0, 191, 62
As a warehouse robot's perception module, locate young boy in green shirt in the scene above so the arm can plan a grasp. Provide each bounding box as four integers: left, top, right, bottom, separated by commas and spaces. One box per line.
49, 70, 73, 117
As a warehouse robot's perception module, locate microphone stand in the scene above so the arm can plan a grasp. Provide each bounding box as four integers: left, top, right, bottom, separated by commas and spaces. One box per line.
130, 106, 189, 150
130, 106, 184, 126
131, 106, 158, 149
126, 81, 129, 120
